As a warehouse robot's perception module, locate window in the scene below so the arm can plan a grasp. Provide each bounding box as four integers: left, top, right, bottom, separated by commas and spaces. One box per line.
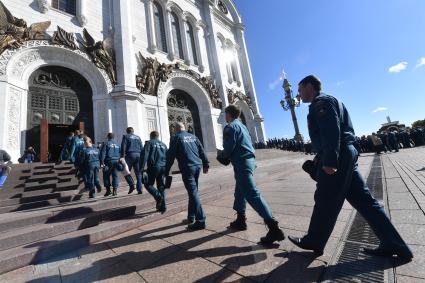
186, 22, 198, 65
153, 2, 167, 53
170, 12, 184, 59
231, 59, 239, 82
51, 0, 76, 15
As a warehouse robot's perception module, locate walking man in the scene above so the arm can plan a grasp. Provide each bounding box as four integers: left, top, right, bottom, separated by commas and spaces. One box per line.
288, 75, 413, 260
80, 136, 102, 198
166, 122, 209, 230
217, 105, 285, 245
120, 127, 143, 194
100, 133, 120, 197
141, 131, 167, 213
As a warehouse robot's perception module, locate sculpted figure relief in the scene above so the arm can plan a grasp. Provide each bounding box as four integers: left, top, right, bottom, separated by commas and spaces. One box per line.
0, 1, 50, 54
227, 88, 254, 112
79, 28, 117, 85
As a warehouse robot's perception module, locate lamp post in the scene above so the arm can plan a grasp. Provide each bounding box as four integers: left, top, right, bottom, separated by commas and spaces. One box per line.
279, 71, 303, 142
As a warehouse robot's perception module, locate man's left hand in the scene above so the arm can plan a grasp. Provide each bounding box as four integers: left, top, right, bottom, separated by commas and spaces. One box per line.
322, 166, 337, 175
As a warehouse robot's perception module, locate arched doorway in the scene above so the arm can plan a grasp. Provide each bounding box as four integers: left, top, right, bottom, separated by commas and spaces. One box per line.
167, 90, 203, 144
26, 66, 93, 161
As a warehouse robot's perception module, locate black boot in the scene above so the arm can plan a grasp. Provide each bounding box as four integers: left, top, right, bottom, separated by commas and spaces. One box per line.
155, 195, 165, 213
260, 218, 285, 245
96, 184, 102, 193
124, 175, 135, 194
104, 187, 112, 197
229, 213, 247, 231
363, 245, 413, 261
112, 188, 117, 196
128, 186, 135, 194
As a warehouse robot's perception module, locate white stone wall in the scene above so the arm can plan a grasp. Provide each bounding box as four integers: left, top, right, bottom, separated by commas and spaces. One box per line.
0, 0, 266, 160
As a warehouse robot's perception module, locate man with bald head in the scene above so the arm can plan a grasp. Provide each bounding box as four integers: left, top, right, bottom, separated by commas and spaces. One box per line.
166, 122, 209, 230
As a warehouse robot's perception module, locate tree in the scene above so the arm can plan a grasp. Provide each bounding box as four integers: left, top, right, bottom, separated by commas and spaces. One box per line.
412, 119, 425, 128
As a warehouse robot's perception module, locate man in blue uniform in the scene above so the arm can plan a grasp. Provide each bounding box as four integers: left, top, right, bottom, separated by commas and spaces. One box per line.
120, 127, 144, 194
100, 133, 120, 197
217, 105, 285, 245
59, 132, 74, 162
166, 122, 209, 230
80, 136, 102, 198
141, 131, 167, 213
288, 75, 413, 261
70, 130, 84, 164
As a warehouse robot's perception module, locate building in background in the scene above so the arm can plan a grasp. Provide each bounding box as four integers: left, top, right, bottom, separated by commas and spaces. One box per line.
0, 0, 266, 161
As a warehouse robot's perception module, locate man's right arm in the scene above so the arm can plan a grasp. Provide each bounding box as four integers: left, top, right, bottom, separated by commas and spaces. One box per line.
165, 137, 177, 175
120, 135, 127, 158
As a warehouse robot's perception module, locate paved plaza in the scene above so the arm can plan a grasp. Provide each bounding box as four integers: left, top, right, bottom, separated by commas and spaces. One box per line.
0, 148, 424, 283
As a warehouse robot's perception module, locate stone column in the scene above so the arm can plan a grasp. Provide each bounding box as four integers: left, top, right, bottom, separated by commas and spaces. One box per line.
144, 0, 157, 54
165, 8, 175, 61
180, 17, 190, 65
111, 0, 144, 136
194, 22, 205, 72
76, 0, 88, 27
234, 23, 267, 141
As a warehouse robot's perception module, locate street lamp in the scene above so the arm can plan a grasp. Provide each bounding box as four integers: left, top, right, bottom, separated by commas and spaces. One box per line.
279, 71, 303, 142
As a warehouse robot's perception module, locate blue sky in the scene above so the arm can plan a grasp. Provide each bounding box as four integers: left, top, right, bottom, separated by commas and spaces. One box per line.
235, 0, 425, 140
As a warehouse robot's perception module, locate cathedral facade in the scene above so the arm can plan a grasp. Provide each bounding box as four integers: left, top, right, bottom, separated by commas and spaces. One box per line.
0, 0, 266, 161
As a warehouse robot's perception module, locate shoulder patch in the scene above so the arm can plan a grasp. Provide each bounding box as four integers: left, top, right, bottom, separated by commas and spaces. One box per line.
313, 101, 330, 118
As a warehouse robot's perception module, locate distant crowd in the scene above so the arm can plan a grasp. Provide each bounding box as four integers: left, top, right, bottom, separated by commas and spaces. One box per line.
255, 127, 425, 155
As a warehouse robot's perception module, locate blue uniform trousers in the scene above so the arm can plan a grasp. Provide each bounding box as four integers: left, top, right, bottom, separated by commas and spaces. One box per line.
144, 166, 165, 201
305, 144, 409, 251
86, 165, 101, 194
103, 160, 119, 189
181, 165, 205, 222
232, 158, 273, 221
125, 153, 142, 193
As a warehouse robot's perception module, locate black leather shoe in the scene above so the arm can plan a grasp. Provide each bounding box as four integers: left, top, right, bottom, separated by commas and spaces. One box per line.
104, 188, 112, 197
362, 246, 413, 261
260, 219, 285, 244
112, 188, 117, 196
288, 236, 323, 256
96, 185, 102, 193
182, 219, 195, 225
187, 221, 206, 231
128, 186, 135, 194
229, 213, 248, 231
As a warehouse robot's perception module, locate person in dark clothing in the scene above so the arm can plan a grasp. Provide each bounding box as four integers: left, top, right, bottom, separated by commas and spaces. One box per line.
288, 75, 413, 261
100, 133, 121, 197
120, 127, 144, 194
141, 131, 167, 213
165, 122, 209, 230
80, 137, 102, 198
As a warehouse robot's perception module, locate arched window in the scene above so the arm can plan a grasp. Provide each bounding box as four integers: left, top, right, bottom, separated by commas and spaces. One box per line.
186, 22, 198, 65
153, 2, 167, 53
231, 57, 239, 82
52, 0, 76, 15
170, 12, 184, 59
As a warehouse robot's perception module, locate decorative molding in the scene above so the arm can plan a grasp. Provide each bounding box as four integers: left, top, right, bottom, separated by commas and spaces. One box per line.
137, 55, 222, 109
7, 87, 21, 149
227, 88, 255, 113
37, 0, 49, 13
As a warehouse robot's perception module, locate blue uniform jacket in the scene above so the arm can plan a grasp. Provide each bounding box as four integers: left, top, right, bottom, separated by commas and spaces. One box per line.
166, 131, 209, 173
71, 137, 84, 163
100, 140, 120, 164
120, 134, 143, 157
141, 139, 168, 169
221, 119, 255, 163
80, 146, 101, 168
308, 93, 356, 168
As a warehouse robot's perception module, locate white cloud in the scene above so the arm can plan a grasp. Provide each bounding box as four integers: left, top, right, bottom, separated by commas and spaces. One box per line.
388, 62, 408, 73
416, 57, 425, 69
268, 77, 283, 91
372, 107, 388, 113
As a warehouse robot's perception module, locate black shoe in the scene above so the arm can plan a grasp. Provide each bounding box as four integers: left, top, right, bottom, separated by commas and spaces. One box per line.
128, 186, 135, 194
137, 191, 143, 195
104, 188, 112, 197
96, 185, 102, 193
187, 221, 206, 231
260, 219, 285, 244
288, 236, 323, 256
112, 188, 117, 196
182, 219, 195, 225
229, 213, 247, 231
89, 192, 95, 199
363, 246, 413, 261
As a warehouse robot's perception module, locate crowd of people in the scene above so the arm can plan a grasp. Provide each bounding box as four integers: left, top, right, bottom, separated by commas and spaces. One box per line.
261, 127, 425, 156
0, 76, 417, 262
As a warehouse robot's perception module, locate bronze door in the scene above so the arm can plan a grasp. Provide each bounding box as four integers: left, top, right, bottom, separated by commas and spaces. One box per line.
167, 90, 203, 144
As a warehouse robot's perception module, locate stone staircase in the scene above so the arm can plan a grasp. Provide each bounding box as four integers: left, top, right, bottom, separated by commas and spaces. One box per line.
0, 158, 236, 274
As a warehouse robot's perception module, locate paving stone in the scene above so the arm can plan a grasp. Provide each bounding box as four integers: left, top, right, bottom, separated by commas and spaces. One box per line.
395, 275, 425, 283
391, 210, 425, 225
0, 265, 61, 283
140, 251, 242, 283
395, 244, 425, 280
393, 224, 425, 245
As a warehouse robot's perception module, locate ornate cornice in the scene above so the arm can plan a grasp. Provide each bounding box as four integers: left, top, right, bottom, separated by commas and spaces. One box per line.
227, 88, 255, 113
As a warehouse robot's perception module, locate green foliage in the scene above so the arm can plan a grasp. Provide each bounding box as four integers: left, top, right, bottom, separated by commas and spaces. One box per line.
412, 119, 425, 128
